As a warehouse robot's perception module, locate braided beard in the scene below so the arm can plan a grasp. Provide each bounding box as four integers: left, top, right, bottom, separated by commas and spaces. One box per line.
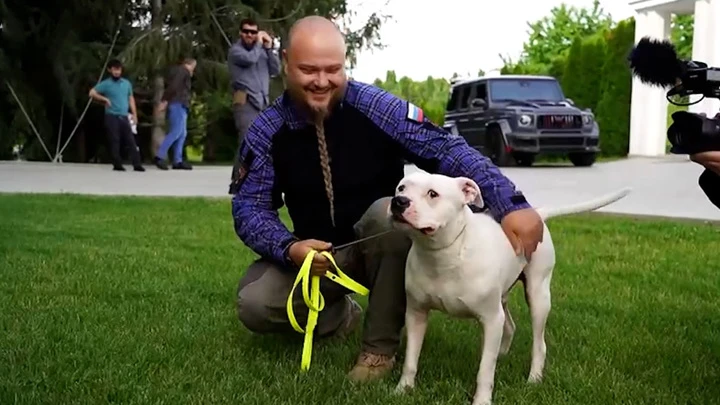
312, 107, 335, 228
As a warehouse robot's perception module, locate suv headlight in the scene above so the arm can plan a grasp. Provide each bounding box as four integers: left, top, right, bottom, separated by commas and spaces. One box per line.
582, 114, 594, 125
518, 114, 533, 126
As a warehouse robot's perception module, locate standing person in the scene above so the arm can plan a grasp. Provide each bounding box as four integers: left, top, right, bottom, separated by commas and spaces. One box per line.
227, 18, 280, 193
154, 58, 196, 170
88, 59, 145, 172
231, 16, 545, 383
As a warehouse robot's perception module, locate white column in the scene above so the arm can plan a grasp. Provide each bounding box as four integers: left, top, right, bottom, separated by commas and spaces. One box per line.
628, 10, 672, 156
688, 0, 720, 117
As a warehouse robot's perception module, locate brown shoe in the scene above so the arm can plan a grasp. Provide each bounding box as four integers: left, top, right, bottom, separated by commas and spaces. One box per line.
347, 351, 396, 383
333, 296, 363, 339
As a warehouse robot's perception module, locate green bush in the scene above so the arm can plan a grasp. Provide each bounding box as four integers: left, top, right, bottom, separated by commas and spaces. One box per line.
561, 32, 607, 112
578, 34, 608, 111
373, 72, 450, 125
547, 56, 568, 84
561, 37, 584, 105
594, 18, 635, 157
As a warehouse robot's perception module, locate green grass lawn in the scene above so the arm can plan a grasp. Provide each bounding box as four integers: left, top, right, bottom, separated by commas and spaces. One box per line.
2, 193, 720, 405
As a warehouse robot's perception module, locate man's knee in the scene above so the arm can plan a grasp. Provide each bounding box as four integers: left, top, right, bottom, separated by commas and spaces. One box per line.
236, 260, 282, 333
354, 197, 392, 238
354, 197, 410, 256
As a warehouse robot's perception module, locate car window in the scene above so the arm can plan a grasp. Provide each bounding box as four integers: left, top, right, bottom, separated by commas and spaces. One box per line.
458, 86, 470, 109
475, 83, 487, 100
488, 79, 564, 102
446, 87, 460, 111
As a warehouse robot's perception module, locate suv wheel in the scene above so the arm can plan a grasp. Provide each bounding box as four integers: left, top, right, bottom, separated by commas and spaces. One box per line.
513, 152, 535, 167
569, 152, 597, 167
488, 126, 513, 167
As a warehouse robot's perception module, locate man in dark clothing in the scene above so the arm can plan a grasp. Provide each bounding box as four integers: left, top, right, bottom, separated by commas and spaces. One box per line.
154, 58, 196, 170
88, 59, 145, 172
231, 16, 545, 383
227, 18, 281, 193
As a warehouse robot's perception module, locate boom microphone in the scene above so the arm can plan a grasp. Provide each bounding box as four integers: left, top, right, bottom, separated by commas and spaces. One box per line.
628, 37, 685, 88
627, 36, 720, 102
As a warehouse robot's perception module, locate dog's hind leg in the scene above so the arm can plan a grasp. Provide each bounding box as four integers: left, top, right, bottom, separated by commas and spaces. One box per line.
499, 294, 515, 356
524, 270, 552, 383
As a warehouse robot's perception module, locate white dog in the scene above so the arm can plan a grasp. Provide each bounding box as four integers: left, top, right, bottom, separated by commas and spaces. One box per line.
388, 171, 631, 405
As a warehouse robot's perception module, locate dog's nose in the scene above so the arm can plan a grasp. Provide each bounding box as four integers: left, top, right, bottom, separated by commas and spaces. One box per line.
390, 196, 411, 214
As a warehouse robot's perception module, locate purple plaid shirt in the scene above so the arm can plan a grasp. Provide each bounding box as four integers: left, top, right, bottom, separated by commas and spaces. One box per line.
232, 80, 532, 265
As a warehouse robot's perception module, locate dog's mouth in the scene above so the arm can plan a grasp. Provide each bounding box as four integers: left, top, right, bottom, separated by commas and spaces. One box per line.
391, 213, 435, 235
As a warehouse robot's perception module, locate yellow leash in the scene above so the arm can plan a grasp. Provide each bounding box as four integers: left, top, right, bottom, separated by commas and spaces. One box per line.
286, 249, 369, 371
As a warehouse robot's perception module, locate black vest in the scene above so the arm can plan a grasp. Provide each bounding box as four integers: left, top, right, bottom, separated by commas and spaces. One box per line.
270, 103, 408, 245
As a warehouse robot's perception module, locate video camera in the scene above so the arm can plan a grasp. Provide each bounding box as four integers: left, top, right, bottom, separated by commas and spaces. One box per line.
628, 37, 720, 155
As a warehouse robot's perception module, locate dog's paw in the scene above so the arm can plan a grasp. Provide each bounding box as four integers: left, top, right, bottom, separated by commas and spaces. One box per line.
394, 379, 414, 394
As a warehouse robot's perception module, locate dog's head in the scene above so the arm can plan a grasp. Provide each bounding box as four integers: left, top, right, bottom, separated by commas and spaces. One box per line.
388, 172, 483, 242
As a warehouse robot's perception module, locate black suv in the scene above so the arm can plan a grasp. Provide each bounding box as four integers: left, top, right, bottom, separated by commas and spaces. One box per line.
442, 75, 600, 167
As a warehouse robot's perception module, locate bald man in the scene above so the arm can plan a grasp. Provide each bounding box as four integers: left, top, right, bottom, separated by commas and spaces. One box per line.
231, 15, 544, 383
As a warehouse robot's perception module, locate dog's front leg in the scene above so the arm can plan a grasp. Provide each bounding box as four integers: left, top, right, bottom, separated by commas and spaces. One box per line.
472, 304, 506, 405
395, 304, 429, 393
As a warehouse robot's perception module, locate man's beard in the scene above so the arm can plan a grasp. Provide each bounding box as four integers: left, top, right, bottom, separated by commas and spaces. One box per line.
311, 105, 329, 124
287, 82, 345, 121
111, 75, 121, 81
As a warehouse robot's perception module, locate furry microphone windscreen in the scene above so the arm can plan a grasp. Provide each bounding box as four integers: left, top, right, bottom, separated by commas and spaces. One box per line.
627, 36, 684, 87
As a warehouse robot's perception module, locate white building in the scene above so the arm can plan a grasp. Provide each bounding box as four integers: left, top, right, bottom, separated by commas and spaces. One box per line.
628, 0, 720, 156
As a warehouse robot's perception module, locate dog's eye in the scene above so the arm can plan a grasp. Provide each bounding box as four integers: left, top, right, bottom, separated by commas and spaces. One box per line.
397, 185, 405, 192
428, 189, 438, 198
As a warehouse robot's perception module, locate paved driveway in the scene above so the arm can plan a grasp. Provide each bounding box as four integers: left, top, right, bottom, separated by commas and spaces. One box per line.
1, 157, 718, 221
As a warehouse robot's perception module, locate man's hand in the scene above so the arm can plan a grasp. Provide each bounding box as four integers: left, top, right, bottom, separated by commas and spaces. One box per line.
103, 98, 112, 107
690, 151, 720, 176
258, 31, 273, 48
288, 239, 333, 276
500, 208, 544, 261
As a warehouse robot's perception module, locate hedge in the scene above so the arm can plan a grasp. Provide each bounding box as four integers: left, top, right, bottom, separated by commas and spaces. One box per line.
593, 18, 635, 157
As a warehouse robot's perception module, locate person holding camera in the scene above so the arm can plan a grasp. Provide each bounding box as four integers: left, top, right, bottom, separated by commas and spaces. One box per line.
227, 18, 280, 194
628, 37, 720, 209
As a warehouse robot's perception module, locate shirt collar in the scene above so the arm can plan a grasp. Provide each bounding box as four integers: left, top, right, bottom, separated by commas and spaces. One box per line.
280, 83, 351, 130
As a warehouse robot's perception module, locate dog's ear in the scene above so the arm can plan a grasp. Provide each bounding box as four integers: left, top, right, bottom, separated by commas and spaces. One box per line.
457, 177, 483, 207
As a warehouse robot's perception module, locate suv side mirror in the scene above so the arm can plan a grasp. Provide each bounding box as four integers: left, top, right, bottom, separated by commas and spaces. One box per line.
470, 98, 487, 109
565, 98, 575, 105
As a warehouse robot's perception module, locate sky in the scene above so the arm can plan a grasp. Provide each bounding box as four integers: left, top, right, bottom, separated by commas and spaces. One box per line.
344, 0, 637, 83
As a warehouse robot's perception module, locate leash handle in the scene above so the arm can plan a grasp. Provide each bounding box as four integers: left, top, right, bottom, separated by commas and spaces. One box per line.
285, 249, 370, 372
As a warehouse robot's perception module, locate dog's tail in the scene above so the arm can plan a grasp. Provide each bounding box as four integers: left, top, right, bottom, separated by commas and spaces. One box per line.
535, 187, 632, 221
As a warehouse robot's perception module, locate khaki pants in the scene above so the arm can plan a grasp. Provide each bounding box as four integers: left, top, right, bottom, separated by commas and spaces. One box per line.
236, 197, 412, 356
230, 91, 261, 187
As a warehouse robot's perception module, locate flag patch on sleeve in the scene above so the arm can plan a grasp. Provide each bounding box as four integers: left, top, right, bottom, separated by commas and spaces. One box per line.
406, 102, 424, 122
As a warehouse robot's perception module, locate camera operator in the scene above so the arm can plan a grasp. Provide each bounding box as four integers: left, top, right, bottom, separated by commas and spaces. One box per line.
627, 37, 720, 210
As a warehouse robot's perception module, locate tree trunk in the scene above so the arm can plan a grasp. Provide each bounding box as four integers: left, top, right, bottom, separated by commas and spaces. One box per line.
150, 0, 165, 157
